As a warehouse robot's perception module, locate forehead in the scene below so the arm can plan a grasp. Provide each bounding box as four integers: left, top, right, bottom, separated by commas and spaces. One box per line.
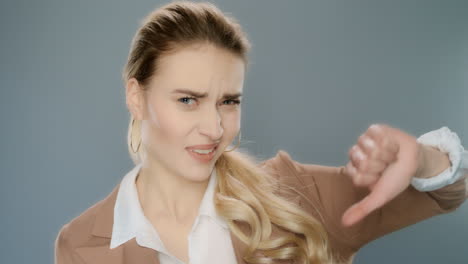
151, 43, 245, 93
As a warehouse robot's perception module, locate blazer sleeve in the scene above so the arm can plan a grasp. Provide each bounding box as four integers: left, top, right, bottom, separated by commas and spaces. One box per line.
260, 150, 467, 259
55, 224, 86, 264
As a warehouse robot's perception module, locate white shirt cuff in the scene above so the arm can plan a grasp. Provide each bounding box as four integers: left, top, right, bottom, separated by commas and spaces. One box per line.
411, 127, 467, 192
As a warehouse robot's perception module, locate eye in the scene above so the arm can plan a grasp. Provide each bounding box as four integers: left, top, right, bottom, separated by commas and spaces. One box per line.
178, 97, 197, 105
223, 99, 241, 105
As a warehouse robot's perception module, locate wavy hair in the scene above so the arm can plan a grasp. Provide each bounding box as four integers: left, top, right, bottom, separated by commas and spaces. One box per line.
122, 1, 336, 263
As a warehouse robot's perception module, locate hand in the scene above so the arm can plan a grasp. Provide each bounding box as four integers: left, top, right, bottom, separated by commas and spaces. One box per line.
341, 123, 424, 227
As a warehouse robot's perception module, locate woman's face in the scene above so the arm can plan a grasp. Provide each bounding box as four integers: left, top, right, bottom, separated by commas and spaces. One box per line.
127, 43, 244, 182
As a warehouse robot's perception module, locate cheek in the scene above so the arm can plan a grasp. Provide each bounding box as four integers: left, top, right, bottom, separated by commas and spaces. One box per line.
222, 110, 241, 138
143, 103, 192, 147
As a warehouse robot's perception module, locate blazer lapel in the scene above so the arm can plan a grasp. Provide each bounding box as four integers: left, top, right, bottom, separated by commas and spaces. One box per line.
75, 238, 160, 264
74, 184, 159, 264
74, 184, 249, 264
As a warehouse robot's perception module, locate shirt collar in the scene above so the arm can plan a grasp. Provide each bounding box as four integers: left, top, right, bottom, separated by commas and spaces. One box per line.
198, 167, 229, 229
110, 163, 228, 249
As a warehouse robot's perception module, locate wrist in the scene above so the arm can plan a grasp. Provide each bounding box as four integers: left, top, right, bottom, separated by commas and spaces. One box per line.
414, 143, 451, 179
411, 126, 465, 191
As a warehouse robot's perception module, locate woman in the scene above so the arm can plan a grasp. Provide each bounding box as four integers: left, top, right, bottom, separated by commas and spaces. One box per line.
54, 1, 467, 264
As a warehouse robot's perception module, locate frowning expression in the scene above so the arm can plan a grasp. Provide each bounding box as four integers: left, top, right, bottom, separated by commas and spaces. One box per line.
127, 43, 245, 182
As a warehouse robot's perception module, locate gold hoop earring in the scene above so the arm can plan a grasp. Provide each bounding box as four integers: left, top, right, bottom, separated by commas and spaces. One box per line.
130, 117, 141, 153
224, 131, 241, 152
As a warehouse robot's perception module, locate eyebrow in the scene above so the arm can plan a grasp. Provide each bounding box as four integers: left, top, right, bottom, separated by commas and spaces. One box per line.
172, 89, 243, 99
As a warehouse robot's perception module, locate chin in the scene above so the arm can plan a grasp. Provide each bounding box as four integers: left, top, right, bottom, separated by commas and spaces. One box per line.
183, 165, 215, 183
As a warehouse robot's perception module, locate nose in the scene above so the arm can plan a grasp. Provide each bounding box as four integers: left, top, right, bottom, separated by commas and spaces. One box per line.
199, 108, 224, 141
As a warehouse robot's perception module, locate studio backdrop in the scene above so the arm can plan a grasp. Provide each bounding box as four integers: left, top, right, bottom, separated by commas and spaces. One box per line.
0, 0, 467, 263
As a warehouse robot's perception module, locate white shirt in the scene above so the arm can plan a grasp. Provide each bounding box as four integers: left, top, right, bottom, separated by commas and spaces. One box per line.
109, 163, 237, 264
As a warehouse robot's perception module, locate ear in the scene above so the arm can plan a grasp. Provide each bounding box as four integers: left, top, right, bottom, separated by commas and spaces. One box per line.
125, 78, 145, 120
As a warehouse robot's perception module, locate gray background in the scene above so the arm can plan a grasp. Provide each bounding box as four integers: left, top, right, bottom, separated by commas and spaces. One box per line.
1, 0, 467, 263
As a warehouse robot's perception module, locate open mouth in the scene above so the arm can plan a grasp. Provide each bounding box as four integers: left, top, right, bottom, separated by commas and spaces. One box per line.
186, 145, 217, 163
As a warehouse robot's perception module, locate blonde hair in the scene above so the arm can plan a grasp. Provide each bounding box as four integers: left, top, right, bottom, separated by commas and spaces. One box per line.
122, 1, 336, 263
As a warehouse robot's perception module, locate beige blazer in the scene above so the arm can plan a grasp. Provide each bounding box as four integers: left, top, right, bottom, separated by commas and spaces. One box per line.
55, 150, 467, 264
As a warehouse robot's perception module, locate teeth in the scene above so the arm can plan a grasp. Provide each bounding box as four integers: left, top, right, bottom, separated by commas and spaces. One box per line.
191, 148, 214, 154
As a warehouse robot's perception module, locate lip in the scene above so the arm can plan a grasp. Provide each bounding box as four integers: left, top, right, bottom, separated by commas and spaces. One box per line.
186, 143, 219, 150
186, 145, 218, 163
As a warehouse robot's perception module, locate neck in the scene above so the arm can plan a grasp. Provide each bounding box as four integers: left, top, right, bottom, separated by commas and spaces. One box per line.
135, 160, 211, 225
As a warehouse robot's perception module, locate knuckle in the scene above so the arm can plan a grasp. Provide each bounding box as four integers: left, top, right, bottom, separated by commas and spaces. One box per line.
357, 135, 367, 149
358, 134, 366, 143
369, 123, 381, 132
349, 146, 358, 160
350, 155, 359, 168
354, 153, 363, 167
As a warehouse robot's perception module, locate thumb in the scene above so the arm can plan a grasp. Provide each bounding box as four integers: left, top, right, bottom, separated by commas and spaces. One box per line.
341, 186, 387, 227
341, 159, 413, 227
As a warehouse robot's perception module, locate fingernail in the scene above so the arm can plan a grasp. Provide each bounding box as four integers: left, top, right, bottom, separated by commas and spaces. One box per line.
363, 138, 375, 149
355, 150, 365, 160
